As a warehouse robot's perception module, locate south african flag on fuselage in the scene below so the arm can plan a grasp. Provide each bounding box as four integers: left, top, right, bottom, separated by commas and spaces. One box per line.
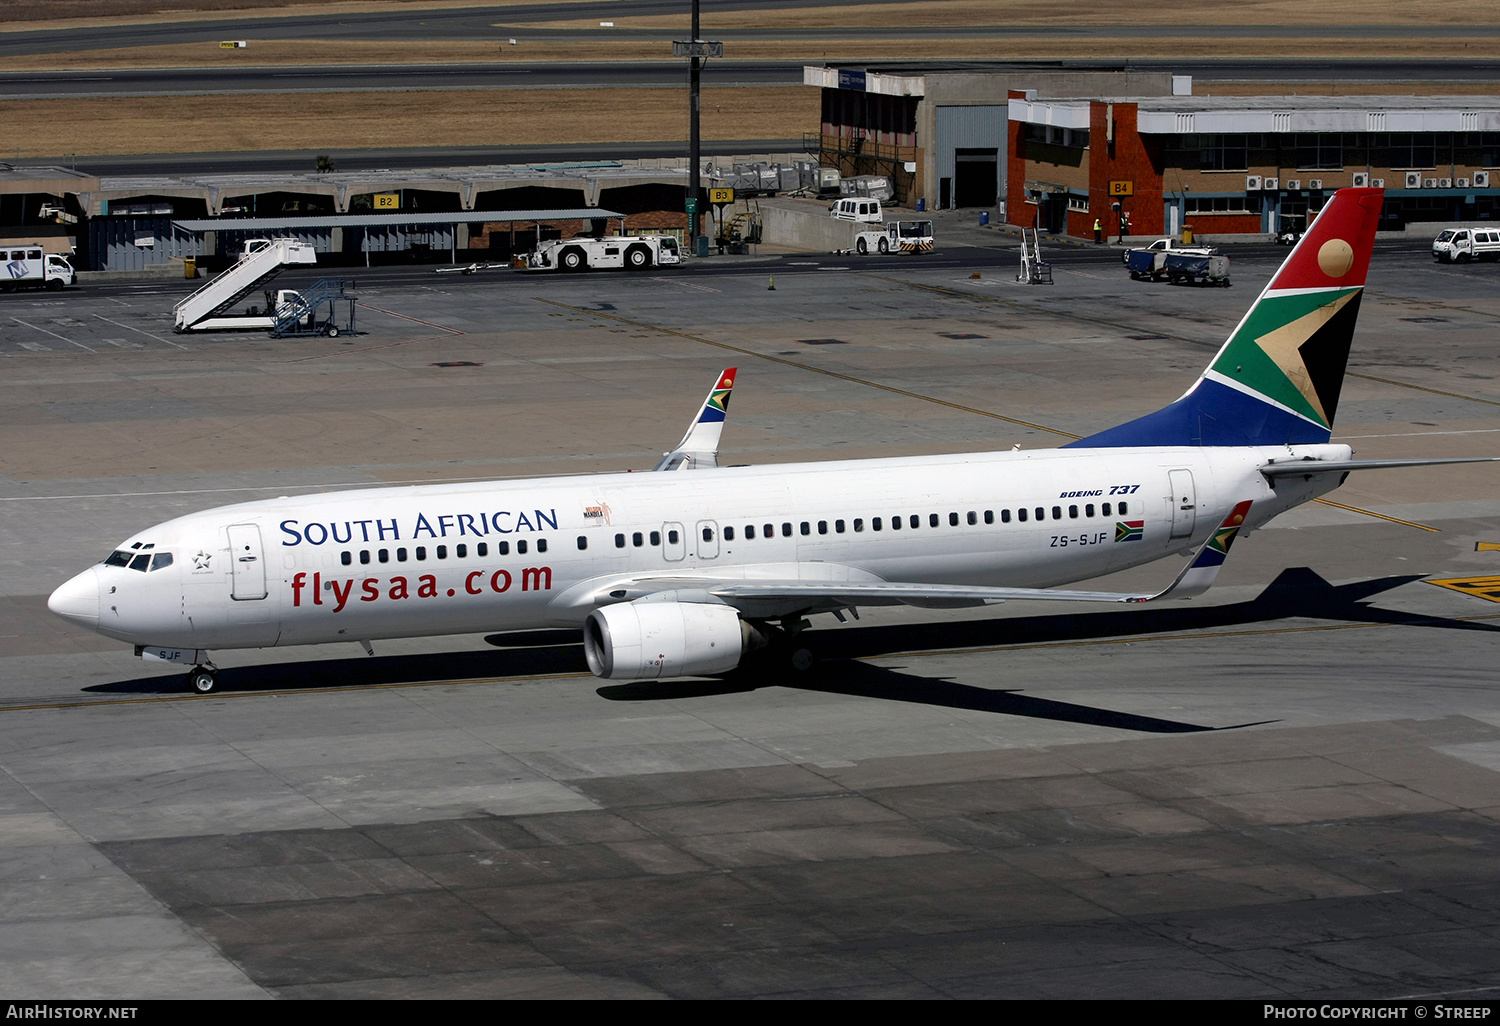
1115, 520, 1144, 543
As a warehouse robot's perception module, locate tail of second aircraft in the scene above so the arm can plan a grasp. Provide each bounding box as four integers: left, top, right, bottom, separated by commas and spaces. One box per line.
1069, 187, 1385, 448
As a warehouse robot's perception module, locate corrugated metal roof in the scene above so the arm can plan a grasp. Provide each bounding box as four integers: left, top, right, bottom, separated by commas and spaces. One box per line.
172, 209, 625, 231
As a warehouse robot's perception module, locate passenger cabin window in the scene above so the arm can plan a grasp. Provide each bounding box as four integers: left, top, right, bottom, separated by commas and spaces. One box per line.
873, 517, 882, 531
341, 551, 352, 565
518, 540, 529, 554
910, 515, 920, 529
378, 549, 389, 563
633, 532, 644, 547
577, 536, 588, 550
930, 513, 940, 527
478, 543, 488, 557
616, 533, 626, 548
1000, 510, 1010, 523
853, 519, 863, 532
702, 527, 714, 542
1052, 507, 1062, 520
360, 550, 371, 564
746, 525, 756, 539
818, 521, 828, 535
1018, 509, 1028, 522
397, 547, 408, 561
666, 530, 678, 545
1119, 501, 1128, 515
835, 520, 845, 533
456, 544, 467, 558
651, 531, 661, 545
497, 541, 510, 555
782, 523, 792, 537
984, 510, 993, 524
800, 522, 810, 536
1069, 506, 1078, 519
949, 512, 959, 526
537, 539, 548, 553
1102, 503, 1111, 516
724, 526, 735, 541
416, 546, 427, 560
437, 545, 448, 559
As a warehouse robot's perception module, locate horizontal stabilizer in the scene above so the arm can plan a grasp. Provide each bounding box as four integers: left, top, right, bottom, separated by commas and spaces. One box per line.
1260, 456, 1500, 479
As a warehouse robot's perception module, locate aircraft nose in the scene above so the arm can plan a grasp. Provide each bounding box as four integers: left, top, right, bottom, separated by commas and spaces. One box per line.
48, 568, 100, 628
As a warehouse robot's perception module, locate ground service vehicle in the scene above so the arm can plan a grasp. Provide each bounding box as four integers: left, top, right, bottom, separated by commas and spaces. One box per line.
522, 235, 682, 272
830, 198, 883, 224
854, 220, 934, 255
1124, 238, 1223, 282
2, 248, 75, 291
1432, 227, 1500, 263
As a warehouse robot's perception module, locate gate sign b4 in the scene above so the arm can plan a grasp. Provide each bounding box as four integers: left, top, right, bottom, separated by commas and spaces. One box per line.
1109, 180, 1134, 197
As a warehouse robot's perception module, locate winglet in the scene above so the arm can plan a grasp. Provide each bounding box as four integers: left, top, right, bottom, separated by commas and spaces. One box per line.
653, 368, 737, 471
1131, 500, 1253, 603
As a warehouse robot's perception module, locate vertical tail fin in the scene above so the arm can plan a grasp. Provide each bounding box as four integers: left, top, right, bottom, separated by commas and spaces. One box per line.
1070, 187, 1384, 448
653, 368, 737, 471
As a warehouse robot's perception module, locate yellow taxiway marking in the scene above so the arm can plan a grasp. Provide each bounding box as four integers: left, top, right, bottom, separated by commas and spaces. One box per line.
1425, 575, 1500, 603
1477, 542, 1500, 552
1312, 498, 1441, 533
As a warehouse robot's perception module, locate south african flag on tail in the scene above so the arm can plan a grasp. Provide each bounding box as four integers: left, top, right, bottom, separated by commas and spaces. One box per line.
1068, 188, 1385, 449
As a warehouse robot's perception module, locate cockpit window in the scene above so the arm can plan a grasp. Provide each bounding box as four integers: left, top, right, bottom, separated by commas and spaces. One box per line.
150, 552, 174, 571
128, 553, 150, 572
104, 550, 133, 567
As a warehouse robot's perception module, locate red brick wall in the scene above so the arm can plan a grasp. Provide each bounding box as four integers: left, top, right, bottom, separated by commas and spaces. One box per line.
1088, 101, 1164, 238
1006, 91, 1032, 228
1181, 212, 1262, 236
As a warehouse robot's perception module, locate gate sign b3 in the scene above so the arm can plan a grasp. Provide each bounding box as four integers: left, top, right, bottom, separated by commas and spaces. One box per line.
709, 188, 735, 205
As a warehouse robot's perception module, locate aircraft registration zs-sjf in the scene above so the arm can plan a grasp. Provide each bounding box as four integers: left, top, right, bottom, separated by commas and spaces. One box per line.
49, 189, 1493, 693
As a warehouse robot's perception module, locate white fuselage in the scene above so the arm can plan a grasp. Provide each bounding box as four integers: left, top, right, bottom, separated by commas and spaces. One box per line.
56, 442, 1350, 654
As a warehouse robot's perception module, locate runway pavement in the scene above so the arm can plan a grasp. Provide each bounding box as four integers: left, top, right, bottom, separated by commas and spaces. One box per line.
2, 238, 1499, 998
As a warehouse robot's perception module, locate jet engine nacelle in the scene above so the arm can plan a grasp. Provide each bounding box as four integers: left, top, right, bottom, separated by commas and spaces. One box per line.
583, 600, 746, 679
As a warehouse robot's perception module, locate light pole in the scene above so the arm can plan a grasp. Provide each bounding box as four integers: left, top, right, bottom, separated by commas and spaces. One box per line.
674, 2, 721, 257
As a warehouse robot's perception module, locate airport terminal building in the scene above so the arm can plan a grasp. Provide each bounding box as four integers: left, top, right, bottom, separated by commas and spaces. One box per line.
1007, 93, 1500, 239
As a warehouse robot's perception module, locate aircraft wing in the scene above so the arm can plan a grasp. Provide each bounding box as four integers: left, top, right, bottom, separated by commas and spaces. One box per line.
653, 368, 737, 471
552, 502, 1257, 620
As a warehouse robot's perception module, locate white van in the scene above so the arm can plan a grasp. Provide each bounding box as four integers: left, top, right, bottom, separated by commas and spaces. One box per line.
830, 198, 883, 224
1432, 227, 1500, 263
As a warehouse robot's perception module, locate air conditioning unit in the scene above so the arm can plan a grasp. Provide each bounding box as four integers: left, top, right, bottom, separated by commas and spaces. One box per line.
1245, 175, 1262, 191
1423, 178, 1437, 189
1285, 179, 1301, 190
1474, 171, 1491, 188
1351, 173, 1370, 188
1457, 177, 1471, 188
1372, 178, 1386, 188
1438, 178, 1453, 189
1405, 172, 1423, 188
1262, 177, 1279, 191
1306, 179, 1323, 190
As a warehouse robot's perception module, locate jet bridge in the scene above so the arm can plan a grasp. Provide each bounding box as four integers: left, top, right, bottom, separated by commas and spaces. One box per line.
171, 237, 316, 332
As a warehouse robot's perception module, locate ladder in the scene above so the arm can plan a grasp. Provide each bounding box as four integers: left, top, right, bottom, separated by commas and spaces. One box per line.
172, 238, 317, 330
1018, 228, 1053, 285
270, 277, 356, 337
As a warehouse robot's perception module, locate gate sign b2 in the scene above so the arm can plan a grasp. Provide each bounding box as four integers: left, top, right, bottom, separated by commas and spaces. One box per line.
373, 193, 399, 210
1109, 180, 1135, 197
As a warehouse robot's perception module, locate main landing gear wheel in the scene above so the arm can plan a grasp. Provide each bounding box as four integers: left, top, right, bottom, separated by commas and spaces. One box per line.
189, 667, 217, 694
789, 645, 817, 672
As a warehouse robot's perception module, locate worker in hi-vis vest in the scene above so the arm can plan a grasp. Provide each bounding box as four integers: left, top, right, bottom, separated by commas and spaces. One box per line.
1093, 217, 1103, 244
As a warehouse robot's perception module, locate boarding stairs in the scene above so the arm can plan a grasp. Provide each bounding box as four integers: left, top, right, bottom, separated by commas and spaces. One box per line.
172, 238, 317, 331
270, 278, 356, 338
1018, 228, 1053, 285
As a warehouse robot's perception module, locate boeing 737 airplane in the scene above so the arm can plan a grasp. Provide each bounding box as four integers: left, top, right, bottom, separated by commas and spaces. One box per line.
48, 188, 1495, 693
